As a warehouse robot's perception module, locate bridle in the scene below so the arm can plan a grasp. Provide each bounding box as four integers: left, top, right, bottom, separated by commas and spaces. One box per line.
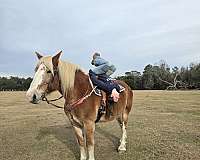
42, 81, 96, 110
41, 65, 96, 110
42, 94, 64, 108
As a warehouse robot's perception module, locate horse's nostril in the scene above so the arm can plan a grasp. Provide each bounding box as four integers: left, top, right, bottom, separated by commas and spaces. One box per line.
33, 94, 37, 100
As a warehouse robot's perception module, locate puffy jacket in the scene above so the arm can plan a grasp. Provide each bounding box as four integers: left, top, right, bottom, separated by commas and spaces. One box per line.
92, 56, 109, 66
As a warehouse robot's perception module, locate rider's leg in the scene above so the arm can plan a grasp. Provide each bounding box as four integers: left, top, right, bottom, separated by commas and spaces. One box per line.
89, 70, 113, 93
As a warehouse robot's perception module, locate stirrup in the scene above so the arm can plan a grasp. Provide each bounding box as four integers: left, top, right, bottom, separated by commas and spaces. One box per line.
108, 96, 114, 104
99, 105, 106, 114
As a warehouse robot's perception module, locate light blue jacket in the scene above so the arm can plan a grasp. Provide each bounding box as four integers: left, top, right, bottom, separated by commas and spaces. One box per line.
92, 56, 116, 76
93, 56, 109, 66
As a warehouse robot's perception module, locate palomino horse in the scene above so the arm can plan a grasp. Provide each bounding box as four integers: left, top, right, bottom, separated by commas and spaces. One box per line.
26, 51, 133, 160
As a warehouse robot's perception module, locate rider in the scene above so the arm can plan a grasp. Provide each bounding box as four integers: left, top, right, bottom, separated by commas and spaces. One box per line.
89, 52, 120, 102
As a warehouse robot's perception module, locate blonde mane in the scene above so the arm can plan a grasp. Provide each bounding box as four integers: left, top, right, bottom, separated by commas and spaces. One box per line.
38, 56, 81, 96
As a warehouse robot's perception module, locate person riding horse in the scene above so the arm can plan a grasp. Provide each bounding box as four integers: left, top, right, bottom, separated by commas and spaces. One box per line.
89, 52, 121, 102
27, 51, 133, 160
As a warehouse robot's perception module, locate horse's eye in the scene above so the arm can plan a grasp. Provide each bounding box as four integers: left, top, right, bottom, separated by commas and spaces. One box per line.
47, 70, 51, 74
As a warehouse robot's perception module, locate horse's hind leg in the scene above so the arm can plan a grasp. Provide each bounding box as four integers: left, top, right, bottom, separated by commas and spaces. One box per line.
73, 126, 87, 160
117, 90, 133, 152
117, 110, 129, 152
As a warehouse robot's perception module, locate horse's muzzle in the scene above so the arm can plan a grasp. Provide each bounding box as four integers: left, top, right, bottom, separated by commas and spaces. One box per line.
26, 90, 42, 104
30, 94, 40, 104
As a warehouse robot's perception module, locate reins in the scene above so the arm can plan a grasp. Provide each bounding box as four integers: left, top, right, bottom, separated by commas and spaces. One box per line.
42, 95, 64, 108
65, 86, 97, 112
42, 80, 96, 111
41, 63, 96, 110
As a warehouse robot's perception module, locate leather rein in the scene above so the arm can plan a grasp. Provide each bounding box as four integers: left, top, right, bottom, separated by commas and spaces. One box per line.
42, 95, 64, 108
42, 69, 96, 111
42, 86, 96, 110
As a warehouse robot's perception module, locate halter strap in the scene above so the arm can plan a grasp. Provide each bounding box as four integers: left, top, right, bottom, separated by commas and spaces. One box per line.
42, 75, 96, 110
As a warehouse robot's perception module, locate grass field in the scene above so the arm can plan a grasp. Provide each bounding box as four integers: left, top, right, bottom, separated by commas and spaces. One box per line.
0, 91, 200, 160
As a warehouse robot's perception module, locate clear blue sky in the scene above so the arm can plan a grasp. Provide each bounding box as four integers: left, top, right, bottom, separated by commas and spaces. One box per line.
1, 0, 200, 77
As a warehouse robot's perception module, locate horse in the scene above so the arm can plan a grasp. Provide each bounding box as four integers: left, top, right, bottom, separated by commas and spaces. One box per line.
26, 51, 133, 160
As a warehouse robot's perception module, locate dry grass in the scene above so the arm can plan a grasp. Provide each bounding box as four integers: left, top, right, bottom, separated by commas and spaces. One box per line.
0, 91, 200, 160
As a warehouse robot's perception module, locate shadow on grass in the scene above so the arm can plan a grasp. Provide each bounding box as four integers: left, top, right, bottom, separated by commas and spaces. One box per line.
36, 125, 79, 160
36, 124, 121, 160
95, 126, 120, 151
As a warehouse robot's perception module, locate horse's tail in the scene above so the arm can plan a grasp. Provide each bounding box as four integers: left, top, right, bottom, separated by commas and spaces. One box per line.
115, 80, 134, 126
116, 80, 134, 114
126, 89, 134, 114
115, 81, 133, 127
121, 89, 133, 127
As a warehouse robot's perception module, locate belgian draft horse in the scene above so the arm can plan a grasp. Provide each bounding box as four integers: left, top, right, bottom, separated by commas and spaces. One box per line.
26, 51, 133, 160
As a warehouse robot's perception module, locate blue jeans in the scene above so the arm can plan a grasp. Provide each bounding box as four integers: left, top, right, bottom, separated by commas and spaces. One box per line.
89, 70, 120, 93
92, 64, 116, 76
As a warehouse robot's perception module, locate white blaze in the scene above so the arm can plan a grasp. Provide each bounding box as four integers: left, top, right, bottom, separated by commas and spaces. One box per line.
26, 63, 46, 101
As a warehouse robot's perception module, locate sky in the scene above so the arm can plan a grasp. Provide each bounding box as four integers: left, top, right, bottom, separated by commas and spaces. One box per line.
1, 0, 200, 77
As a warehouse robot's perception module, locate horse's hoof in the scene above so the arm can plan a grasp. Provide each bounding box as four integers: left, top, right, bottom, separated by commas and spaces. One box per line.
118, 146, 126, 153
118, 149, 126, 154
80, 157, 87, 160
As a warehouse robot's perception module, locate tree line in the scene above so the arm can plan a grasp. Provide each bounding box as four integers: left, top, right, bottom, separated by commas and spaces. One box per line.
117, 60, 200, 90
0, 60, 199, 91
0, 77, 32, 91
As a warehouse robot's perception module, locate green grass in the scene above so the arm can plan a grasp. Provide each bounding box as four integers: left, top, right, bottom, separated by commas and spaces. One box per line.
0, 91, 200, 160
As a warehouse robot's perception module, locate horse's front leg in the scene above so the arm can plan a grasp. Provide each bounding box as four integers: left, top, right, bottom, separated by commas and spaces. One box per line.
73, 126, 87, 160
84, 121, 95, 160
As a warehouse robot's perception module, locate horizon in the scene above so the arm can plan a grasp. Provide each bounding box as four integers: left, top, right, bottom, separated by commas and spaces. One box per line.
0, 58, 199, 78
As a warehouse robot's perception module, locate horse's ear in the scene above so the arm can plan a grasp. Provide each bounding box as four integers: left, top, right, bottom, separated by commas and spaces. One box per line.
35, 52, 43, 60
52, 50, 62, 67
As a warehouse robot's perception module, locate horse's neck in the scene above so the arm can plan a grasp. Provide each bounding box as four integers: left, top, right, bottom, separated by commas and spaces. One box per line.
66, 70, 91, 101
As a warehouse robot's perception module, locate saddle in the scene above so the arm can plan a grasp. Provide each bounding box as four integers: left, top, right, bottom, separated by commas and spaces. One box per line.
88, 70, 125, 122
93, 82, 125, 123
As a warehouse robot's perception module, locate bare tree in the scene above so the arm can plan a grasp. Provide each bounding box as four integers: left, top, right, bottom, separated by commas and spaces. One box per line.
159, 73, 188, 90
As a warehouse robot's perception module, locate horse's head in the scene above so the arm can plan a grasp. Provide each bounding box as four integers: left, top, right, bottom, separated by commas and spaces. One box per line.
26, 51, 62, 104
